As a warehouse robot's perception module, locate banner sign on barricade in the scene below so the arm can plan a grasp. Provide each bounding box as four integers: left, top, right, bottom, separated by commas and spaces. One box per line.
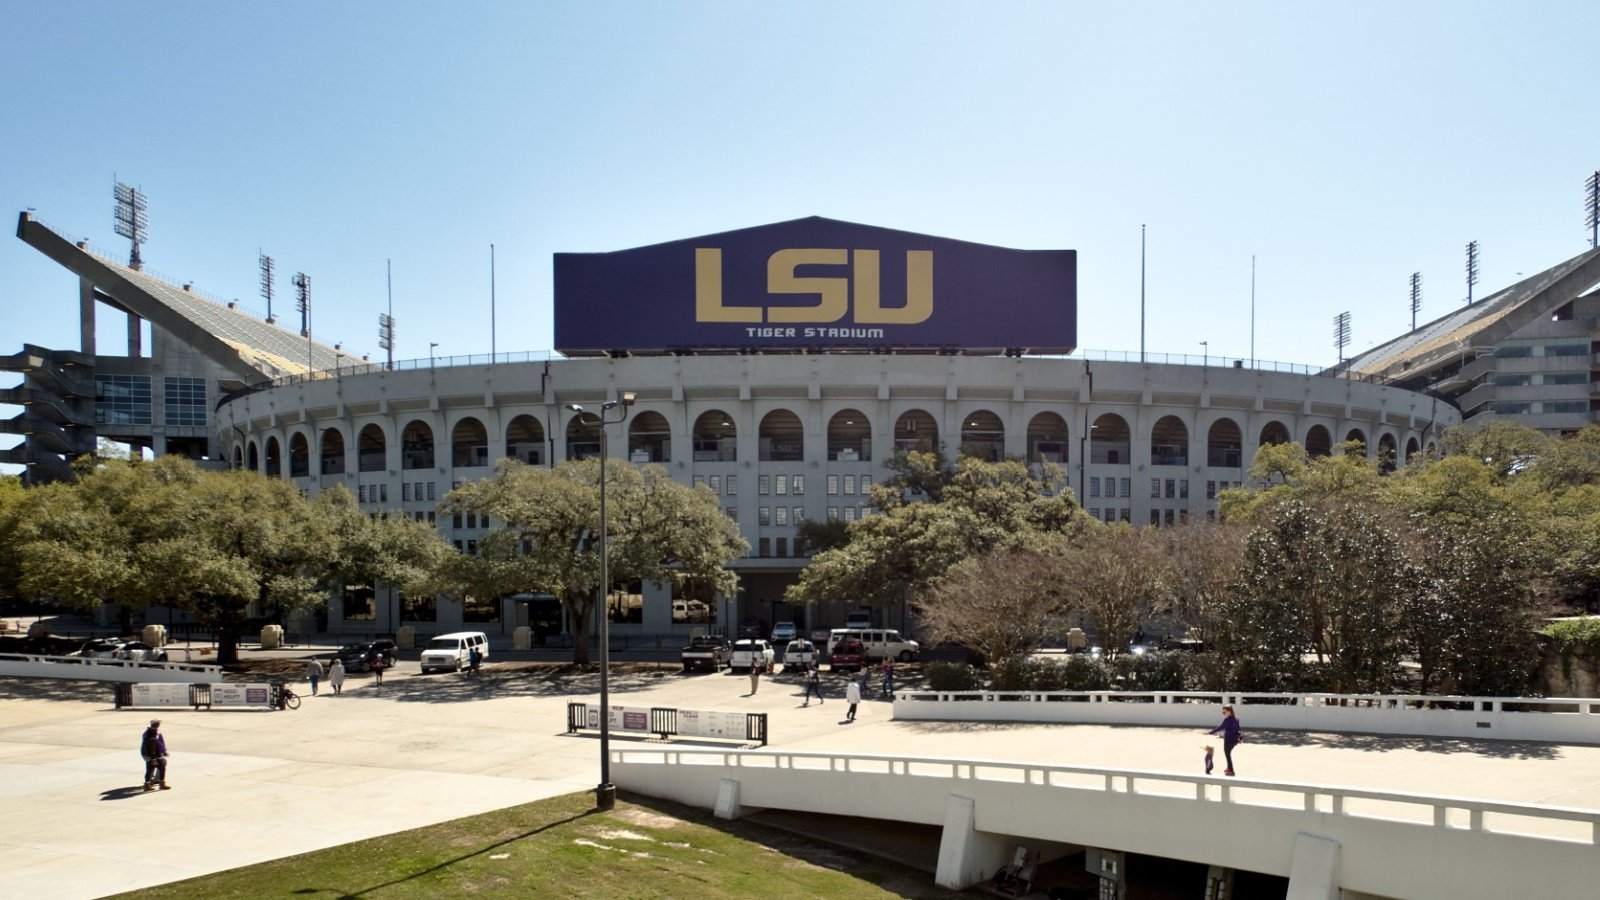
568, 701, 766, 745
130, 683, 192, 708
209, 684, 274, 708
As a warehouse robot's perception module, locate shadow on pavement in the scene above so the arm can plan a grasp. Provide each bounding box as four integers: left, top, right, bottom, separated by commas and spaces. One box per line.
99, 786, 155, 801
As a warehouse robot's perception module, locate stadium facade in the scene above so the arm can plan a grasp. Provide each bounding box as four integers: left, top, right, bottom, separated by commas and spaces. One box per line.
10, 210, 1544, 641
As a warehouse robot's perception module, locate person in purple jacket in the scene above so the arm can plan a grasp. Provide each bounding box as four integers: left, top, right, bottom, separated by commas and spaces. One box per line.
1206, 705, 1241, 776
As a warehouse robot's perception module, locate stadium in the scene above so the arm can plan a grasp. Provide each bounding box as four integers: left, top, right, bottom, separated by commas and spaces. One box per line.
2, 211, 1507, 640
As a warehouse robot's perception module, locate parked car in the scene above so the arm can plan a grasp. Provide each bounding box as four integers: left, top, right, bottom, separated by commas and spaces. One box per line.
771, 621, 798, 644
680, 635, 732, 672
827, 638, 866, 672
337, 639, 398, 673
782, 639, 818, 668
729, 639, 775, 672
826, 628, 920, 662
80, 640, 167, 662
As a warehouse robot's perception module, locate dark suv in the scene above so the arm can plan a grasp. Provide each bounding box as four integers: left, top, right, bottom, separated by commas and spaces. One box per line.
337, 640, 398, 673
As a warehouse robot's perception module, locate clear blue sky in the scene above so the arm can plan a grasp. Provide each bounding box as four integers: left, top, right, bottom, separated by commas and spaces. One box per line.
3, 2, 1597, 377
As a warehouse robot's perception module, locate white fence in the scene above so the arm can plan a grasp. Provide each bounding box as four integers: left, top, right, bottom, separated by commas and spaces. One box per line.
893, 690, 1600, 744
612, 747, 1600, 899
0, 653, 223, 684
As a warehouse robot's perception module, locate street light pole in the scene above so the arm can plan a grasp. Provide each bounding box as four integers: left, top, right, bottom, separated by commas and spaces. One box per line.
429, 342, 439, 367
566, 391, 635, 810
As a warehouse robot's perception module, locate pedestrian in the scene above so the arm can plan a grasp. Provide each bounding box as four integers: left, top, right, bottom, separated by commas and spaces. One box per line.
803, 664, 824, 706
845, 676, 861, 722
881, 658, 895, 699
329, 658, 345, 695
306, 657, 323, 696
140, 719, 170, 791
1203, 744, 1215, 775
749, 656, 763, 695
468, 645, 482, 677
371, 653, 386, 687
1206, 705, 1241, 776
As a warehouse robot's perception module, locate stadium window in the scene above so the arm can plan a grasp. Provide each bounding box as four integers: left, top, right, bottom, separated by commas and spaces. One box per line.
710, 475, 722, 493
1151, 509, 1161, 526
1090, 477, 1100, 498
759, 474, 771, 495
844, 476, 856, 495
759, 506, 771, 526
775, 538, 788, 558
403, 483, 412, 502
1206, 480, 1216, 500
1120, 478, 1131, 498
1165, 479, 1175, 499
844, 507, 857, 522
1120, 508, 1130, 522
1164, 509, 1175, 526
726, 475, 737, 495
379, 484, 388, 502
758, 538, 770, 557
793, 475, 804, 495
776, 475, 788, 496
1090, 507, 1100, 519
693, 475, 706, 489
1179, 480, 1189, 499
358, 485, 367, 503
428, 511, 436, 524
453, 512, 463, 529
775, 506, 788, 526
827, 474, 839, 495
725, 506, 737, 520
828, 506, 839, 521
427, 482, 436, 501
1150, 478, 1160, 499
794, 506, 804, 524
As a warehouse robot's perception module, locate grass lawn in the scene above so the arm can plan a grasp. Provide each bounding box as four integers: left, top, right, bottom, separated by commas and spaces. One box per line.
110, 790, 965, 899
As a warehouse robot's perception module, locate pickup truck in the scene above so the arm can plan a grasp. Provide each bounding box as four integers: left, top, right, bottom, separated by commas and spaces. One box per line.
827, 637, 866, 672
782, 639, 818, 668
729, 639, 775, 672
680, 635, 731, 672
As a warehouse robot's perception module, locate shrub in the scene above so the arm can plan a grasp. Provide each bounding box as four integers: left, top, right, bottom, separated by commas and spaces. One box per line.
1057, 654, 1113, 691
926, 660, 986, 691
988, 656, 1031, 691
1543, 617, 1600, 682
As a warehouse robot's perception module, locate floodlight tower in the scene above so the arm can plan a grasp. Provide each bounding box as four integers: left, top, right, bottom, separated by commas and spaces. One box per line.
1409, 272, 1422, 330
1465, 241, 1480, 306
292, 272, 312, 373
113, 182, 148, 271
379, 258, 396, 370
260, 254, 277, 324
1585, 170, 1599, 249
1334, 311, 1352, 368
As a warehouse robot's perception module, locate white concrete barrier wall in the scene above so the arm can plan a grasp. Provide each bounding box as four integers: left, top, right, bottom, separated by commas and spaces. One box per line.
892, 691, 1600, 744
0, 653, 223, 683
612, 749, 1600, 900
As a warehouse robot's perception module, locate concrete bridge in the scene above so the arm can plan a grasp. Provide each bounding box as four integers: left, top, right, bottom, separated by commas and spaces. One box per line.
612, 746, 1600, 898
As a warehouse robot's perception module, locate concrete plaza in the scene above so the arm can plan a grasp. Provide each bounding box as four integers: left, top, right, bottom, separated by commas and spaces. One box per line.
4, 655, 1600, 899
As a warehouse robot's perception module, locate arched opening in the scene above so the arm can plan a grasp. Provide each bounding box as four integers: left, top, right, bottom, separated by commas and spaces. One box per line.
692, 410, 736, 462
827, 409, 871, 461
894, 409, 938, 453
628, 411, 672, 463
1305, 425, 1333, 458
1405, 437, 1420, 462
959, 409, 1005, 461
320, 429, 346, 475
1090, 414, 1130, 464
288, 433, 310, 478
505, 415, 546, 466
759, 409, 804, 461
264, 437, 282, 477
451, 417, 489, 468
1259, 421, 1291, 447
567, 414, 600, 460
1345, 429, 1368, 455
401, 420, 435, 470
358, 424, 386, 472
1150, 415, 1189, 466
1378, 433, 1398, 473
1027, 412, 1069, 464
1207, 418, 1242, 467
232, 445, 243, 470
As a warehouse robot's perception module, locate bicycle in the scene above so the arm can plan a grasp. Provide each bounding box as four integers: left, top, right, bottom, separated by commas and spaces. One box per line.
271, 682, 301, 710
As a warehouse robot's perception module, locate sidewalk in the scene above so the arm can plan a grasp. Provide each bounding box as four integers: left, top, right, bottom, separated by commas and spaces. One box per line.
5, 661, 1600, 898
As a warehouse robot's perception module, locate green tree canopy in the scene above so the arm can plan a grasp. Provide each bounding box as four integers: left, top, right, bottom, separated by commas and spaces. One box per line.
443, 458, 747, 664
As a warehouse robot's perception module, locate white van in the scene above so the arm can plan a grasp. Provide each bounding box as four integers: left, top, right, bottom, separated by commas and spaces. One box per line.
827, 628, 920, 662
420, 631, 489, 673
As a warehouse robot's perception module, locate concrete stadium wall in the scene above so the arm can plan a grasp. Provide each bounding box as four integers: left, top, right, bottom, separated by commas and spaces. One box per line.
613, 748, 1600, 899
892, 691, 1600, 745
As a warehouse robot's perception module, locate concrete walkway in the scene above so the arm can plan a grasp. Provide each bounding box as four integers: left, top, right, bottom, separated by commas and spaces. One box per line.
5, 662, 1600, 898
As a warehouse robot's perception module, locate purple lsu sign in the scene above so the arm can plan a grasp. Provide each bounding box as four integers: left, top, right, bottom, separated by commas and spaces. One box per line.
554, 217, 1076, 356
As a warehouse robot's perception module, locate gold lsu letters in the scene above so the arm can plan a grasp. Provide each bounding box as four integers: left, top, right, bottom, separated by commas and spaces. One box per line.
695, 248, 933, 325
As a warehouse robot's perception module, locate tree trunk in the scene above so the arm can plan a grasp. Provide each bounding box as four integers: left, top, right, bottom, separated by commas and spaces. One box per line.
564, 592, 595, 665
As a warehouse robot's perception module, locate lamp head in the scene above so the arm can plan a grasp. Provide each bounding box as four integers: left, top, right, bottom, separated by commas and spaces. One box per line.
620, 391, 636, 407
566, 403, 584, 413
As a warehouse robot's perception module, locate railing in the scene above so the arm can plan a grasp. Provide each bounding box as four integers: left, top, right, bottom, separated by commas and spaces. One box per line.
0, 652, 223, 683
893, 689, 1600, 744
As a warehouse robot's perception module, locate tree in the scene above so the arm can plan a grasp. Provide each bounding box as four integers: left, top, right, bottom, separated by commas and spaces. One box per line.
787, 453, 1083, 614
1162, 520, 1248, 646
443, 458, 747, 664
1055, 523, 1174, 658
919, 547, 1068, 667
